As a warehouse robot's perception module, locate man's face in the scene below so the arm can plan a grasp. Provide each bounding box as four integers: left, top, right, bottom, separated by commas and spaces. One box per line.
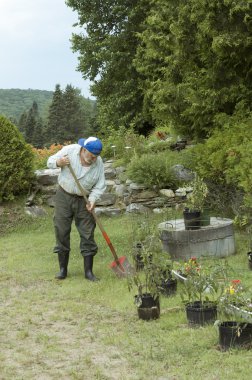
82, 148, 98, 165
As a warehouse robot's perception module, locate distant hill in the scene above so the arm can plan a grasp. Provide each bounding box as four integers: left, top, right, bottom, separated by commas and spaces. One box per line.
0, 89, 54, 122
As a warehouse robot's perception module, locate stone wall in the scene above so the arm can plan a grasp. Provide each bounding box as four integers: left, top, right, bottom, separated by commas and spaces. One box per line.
30, 160, 193, 216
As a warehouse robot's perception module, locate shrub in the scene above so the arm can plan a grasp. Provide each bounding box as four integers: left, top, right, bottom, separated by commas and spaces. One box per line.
101, 126, 147, 164
126, 150, 182, 189
179, 113, 252, 221
0, 115, 35, 201
32, 144, 63, 169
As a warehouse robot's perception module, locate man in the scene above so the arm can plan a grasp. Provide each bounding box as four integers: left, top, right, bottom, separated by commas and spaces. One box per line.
47, 137, 106, 281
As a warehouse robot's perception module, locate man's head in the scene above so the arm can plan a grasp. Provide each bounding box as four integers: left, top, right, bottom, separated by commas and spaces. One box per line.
78, 137, 103, 155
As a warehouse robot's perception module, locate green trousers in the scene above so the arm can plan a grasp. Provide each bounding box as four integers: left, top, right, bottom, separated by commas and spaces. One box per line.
53, 186, 97, 257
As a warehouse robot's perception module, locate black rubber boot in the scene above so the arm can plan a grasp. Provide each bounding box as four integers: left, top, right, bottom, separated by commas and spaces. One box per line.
84, 255, 99, 282
55, 252, 69, 280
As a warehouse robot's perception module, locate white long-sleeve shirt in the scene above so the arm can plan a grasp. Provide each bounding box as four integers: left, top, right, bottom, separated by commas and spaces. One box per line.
47, 144, 106, 203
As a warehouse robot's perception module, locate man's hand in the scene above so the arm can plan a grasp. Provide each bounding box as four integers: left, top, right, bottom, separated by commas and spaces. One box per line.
86, 201, 95, 212
56, 155, 70, 167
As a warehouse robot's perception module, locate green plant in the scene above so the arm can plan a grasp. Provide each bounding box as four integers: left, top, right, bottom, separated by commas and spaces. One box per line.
218, 279, 252, 321
127, 151, 181, 189
180, 258, 227, 305
128, 233, 164, 304
185, 175, 208, 211
0, 115, 35, 201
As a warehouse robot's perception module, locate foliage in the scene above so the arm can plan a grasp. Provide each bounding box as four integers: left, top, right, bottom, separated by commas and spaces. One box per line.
128, 232, 164, 302
179, 258, 228, 305
0, 115, 35, 201
19, 101, 46, 148
67, 0, 153, 133
31, 144, 64, 169
46, 84, 96, 146
101, 126, 147, 164
127, 150, 182, 189
180, 114, 252, 221
218, 279, 252, 319
0, 88, 53, 122
68, 0, 252, 140
185, 175, 208, 211
135, 0, 252, 139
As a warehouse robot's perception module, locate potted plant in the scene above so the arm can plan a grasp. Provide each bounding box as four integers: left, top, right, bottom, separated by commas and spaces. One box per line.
128, 234, 163, 320
179, 259, 227, 326
172, 256, 199, 282
131, 217, 153, 271
183, 175, 208, 230
217, 279, 252, 350
156, 253, 177, 297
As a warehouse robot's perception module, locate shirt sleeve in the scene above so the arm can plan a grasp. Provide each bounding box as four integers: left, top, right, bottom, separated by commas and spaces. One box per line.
47, 145, 71, 169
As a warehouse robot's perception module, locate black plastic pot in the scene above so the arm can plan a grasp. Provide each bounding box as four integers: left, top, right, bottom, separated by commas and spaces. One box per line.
247, 251, 252, 270
219, 321, 252, 350
135, 293, 160, 321
186, 301, 217, 327
160, 278, 177, 297
183, 209, 201, 230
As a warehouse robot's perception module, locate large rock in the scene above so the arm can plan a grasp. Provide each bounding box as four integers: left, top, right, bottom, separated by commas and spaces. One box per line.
104, 167, 117, 179
35, 169, 60, 185
95, 207, 122, 217
96, 193, 117, 206
159, 189, 175, 198
126, 203, 151, 214
130, 190, 158, 201
114, 184, 128, 198
24, 205, 47, 217
171, 164, 194, 182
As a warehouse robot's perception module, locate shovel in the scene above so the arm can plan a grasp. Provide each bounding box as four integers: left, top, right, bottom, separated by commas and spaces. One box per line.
68, 164, 134, 278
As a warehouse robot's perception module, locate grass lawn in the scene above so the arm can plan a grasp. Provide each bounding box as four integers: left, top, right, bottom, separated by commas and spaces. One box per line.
0, 202, 252, 380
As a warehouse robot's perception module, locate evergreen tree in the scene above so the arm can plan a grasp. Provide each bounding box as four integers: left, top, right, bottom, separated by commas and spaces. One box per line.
62, 85, 84, 142
67, 0, 252, 139
66, 0, 152, 134
46, 84, 64, 144
18, 111, 28, 135
133, 0, 252, 138
32, 118, 45, 148
23, 101, 39, 144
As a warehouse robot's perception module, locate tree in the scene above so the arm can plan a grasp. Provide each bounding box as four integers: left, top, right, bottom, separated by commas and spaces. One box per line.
46, 84, 64, 144
62, 85, 84, 142
66, 0, 152, 134
24, 101, 39, 143
32, 118, 45, 148
67, 0, 252, 139
134, 0, 252, 139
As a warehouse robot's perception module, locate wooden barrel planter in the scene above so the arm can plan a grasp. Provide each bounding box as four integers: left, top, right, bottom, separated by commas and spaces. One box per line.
159, 217, 236, 260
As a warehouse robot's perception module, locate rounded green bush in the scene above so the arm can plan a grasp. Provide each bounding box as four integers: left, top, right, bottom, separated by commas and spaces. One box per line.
126, 151, 181, 189
0, 115, 35, 201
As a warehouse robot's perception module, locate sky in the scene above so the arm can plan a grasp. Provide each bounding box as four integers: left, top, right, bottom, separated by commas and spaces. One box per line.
0, 0, 93, 98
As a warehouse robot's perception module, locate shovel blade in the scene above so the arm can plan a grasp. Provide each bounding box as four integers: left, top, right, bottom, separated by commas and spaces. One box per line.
109, 256, 135, 278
